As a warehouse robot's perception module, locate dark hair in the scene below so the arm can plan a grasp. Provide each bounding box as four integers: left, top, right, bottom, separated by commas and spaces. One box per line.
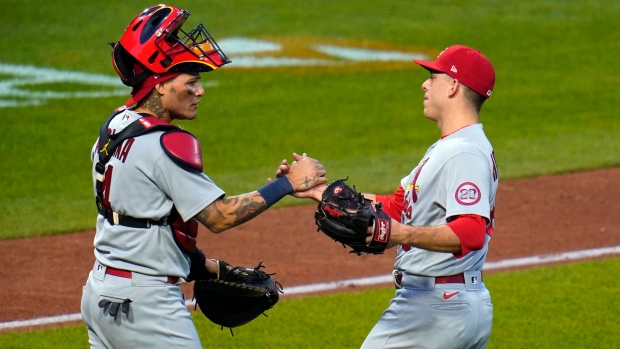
135, 89, 157, 109
461, 84, 486, 113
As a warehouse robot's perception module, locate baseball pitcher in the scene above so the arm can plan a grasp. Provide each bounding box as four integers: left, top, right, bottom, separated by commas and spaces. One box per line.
300, 45, 498, 349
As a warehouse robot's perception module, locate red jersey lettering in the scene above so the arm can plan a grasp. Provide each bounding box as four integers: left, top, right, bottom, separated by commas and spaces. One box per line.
112, 138, 135, 163
101, 165, 114, 210
491, 151, 498, 182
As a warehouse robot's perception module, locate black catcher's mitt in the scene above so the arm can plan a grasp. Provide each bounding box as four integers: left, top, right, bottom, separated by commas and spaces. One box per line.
194, 260, 283, 331
315, 179, 392, 255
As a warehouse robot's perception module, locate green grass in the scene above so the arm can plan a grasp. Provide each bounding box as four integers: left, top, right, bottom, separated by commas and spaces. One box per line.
2, 257, 619, 348
487, 258, 620, 348
0, 2, 617, 348
1, 0, 619, 238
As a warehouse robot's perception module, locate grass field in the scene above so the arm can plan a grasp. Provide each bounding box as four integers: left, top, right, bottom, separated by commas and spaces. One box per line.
0, 0, 618, 348
1, 0, 619, 238
1, 257, 619, 348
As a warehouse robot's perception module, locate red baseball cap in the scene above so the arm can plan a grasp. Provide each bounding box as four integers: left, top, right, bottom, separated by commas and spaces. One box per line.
413, 45, 495, 98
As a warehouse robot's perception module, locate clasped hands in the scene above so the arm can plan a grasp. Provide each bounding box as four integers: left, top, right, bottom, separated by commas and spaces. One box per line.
268, 152, 327, 200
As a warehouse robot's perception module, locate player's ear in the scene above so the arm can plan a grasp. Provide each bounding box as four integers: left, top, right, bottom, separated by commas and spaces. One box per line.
154, 82, 167, 95
155, 76, 178, 95
447, 78, 460, 98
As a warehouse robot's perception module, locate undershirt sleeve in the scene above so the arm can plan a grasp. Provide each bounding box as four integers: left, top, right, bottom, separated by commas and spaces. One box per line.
446, 214, 487, 258
374, 186, 405, 220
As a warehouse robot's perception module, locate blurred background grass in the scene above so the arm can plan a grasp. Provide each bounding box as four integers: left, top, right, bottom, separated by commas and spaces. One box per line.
0, 1, 619, 347
0, 0, 618, 238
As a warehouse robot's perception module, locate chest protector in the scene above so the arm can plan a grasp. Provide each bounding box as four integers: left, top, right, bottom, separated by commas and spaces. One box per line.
95, 109, 203, 254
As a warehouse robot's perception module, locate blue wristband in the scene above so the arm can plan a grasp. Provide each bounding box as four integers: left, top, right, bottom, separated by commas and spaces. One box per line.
257, 177, 294, 207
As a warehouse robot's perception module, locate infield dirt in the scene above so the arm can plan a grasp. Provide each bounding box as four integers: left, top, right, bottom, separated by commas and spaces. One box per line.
1, 167, 618, 325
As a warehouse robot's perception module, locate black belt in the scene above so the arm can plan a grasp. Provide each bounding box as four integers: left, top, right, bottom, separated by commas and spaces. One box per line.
100, 210, 172, 229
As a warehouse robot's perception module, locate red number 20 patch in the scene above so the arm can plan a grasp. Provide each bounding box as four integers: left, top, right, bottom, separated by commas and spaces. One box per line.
455, 182, 481, 205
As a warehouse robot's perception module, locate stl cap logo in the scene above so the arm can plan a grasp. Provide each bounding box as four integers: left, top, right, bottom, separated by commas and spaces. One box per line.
451, 65, 458, 73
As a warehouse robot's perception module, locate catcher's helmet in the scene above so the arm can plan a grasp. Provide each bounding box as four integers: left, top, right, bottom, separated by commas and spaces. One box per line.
111, 4, 230, 87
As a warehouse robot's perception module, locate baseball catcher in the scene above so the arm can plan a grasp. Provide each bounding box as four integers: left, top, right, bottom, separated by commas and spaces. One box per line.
192, 259, 283, 333
315, 179, 392, 255
81, 4, 325, 348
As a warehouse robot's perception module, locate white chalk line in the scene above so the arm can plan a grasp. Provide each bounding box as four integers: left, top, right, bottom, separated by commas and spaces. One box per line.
2, 245, 620, 331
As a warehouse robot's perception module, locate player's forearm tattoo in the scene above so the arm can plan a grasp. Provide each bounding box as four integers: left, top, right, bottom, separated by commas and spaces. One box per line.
231, 198, 264, 223
196, 204, 226, 227
198, 193, 267, 231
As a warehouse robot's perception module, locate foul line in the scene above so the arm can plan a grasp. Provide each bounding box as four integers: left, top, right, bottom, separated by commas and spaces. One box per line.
282, 245, 620, 296
2, 245, 620, 331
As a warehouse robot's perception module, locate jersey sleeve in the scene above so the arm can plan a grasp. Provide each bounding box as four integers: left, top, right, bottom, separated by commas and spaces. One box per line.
152, 152, 225, 222
441, 152, 492, 220
374, 186, 405, 220
91, 139, 99, 162
446, 214, 487, 257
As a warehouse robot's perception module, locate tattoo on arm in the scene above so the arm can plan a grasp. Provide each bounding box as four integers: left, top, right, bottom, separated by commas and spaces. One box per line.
195, 192, 267, 232
194, 203, 224, 229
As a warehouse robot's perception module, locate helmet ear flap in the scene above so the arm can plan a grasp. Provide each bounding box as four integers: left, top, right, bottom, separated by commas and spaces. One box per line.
111, 43, 151, 87
111, 43, 135, 86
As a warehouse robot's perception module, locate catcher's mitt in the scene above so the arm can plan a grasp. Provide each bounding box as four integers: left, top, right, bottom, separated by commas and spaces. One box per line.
193, 260, 282, 332
315, 179, 392, 255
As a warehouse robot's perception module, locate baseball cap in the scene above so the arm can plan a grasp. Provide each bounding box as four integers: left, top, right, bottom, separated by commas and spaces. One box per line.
413, 45, 495, 98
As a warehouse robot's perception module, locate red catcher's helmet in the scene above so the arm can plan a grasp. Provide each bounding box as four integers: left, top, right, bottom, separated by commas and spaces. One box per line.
111, 4, 230, 87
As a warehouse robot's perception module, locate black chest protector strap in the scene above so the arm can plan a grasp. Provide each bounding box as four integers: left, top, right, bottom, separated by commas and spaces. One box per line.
95, 110, 178, 228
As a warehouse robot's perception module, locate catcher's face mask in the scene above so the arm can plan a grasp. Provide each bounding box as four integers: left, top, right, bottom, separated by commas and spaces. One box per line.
113, 4, 230, 82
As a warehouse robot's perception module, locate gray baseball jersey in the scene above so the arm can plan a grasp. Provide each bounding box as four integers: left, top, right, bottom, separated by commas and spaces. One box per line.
89, 109, 224, 278
92, 110, 224, 277
395, 123, 497, 276
82, 109, 225, 348
361, 123, 497, 349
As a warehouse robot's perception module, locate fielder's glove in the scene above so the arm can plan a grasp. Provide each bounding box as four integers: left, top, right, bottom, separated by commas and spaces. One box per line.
315, 179, 392, 255
193, 260, 283, 332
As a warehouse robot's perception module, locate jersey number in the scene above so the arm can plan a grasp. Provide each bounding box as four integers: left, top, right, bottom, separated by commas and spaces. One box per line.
100, 165, 114, 210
